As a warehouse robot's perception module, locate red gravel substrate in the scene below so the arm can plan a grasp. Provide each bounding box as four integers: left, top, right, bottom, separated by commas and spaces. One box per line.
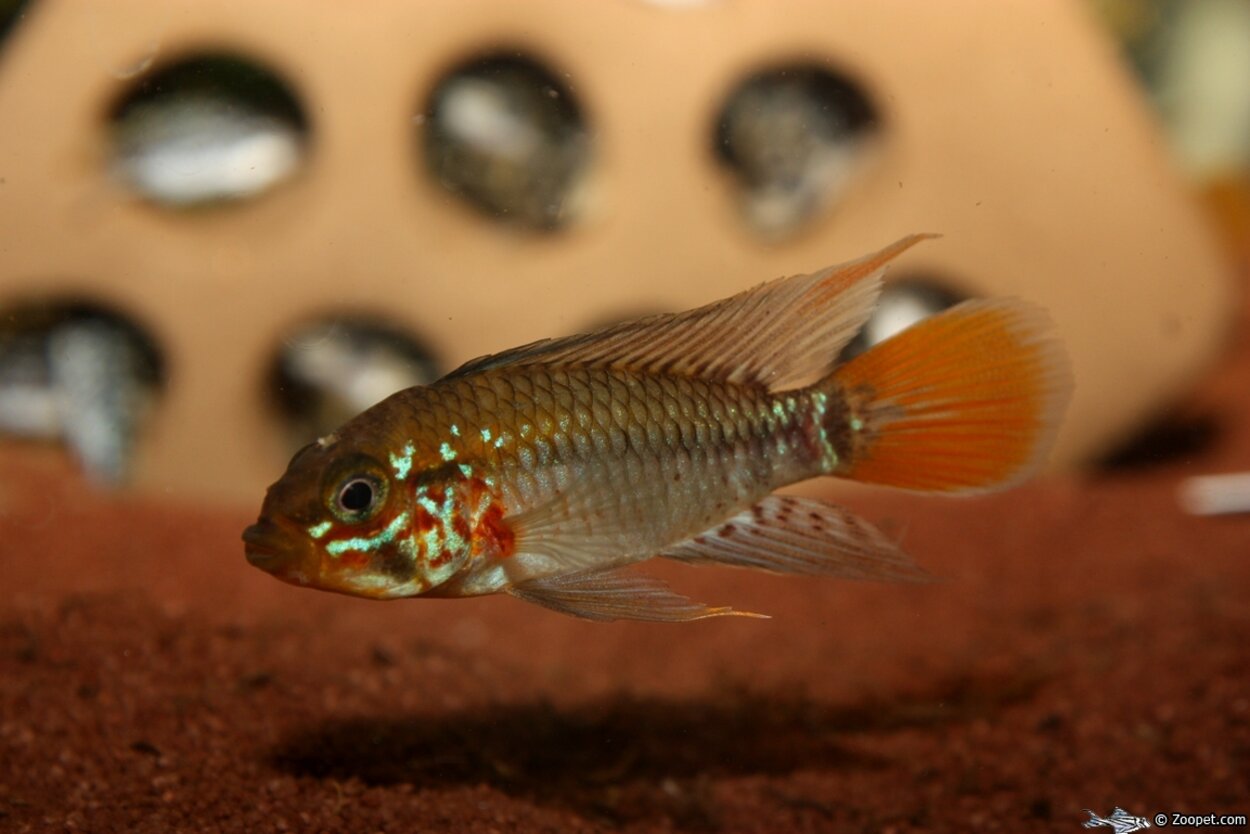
3, 274, 1249, 832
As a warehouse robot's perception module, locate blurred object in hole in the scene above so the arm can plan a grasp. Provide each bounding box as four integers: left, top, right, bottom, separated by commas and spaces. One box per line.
1091, 0, 1250, 182
421, 53, 590, 230
107, 53, 308, 207
0, 0, 32, 47
1179, 471, 1250, 516
838, 277, 967, 362
1096, 411, 1219, 471
0, 303, 163, 484
270, 316, 441, 446
715, 63, 877, 238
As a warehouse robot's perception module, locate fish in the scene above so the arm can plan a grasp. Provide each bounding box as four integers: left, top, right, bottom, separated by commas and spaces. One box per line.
1083, 808, 1153, 833
243, 236, 1071, 622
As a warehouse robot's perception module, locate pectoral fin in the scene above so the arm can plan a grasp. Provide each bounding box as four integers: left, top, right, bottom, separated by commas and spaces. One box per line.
507, 567, 767, 622
663, 495, 929, 583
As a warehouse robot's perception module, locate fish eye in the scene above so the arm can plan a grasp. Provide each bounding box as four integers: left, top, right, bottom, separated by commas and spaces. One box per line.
328, 469, 388, 523
338, 479, 375, 512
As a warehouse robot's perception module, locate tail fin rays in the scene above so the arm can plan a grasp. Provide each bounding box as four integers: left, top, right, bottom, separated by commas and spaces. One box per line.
831, 298, 1072, 494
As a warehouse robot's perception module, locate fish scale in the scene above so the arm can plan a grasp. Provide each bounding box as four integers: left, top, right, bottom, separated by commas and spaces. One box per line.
408, 365, 811, 584
413, 366, 819, 558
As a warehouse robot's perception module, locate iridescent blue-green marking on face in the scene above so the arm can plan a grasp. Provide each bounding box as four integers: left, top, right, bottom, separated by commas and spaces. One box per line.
326, 511, 412, 557
411, 483, 473, 586
415, 485, 456, 526
307, 520, 333, 539
390, 442, 416, 480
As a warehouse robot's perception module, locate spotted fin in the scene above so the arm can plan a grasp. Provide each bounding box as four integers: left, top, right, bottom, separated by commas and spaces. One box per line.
663, 495, 929, 583
447, 235, 934, 392
507, 567, 767, 622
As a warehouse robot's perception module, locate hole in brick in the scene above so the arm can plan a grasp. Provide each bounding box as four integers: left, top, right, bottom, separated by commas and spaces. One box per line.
838, 276, 968, 362
269, 315, 442, 447
420, 52, 591, 230
1096, 412, 1221, 472
715, 62, 878, 238
0, 0, 34, 48
0, 298, 165, 484
107, 52, 309, 207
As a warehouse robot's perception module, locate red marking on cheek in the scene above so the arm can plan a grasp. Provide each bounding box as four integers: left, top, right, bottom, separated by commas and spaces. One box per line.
468, 478, 491, 505
452, 515, 471, 542
430, 548, 453, 568
327, 550, 370, 571
414, 506, 437, 533
474, 502, 516, 558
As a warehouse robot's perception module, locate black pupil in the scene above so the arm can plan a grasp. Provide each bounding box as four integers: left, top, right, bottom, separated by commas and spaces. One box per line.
339, 479, 374, 513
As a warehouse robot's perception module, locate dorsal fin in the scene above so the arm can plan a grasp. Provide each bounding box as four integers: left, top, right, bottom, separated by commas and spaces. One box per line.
446, 235, 935, 391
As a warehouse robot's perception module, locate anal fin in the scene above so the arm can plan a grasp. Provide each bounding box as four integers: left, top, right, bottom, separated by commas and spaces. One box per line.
507, 567, 767, 623
663, 495, 929, 583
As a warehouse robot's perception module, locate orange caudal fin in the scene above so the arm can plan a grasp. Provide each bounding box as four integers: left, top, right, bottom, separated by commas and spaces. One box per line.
830, 298, 1072, 493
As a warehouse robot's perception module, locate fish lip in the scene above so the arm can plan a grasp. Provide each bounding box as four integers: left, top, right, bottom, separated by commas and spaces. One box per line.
243, 518, 297, 571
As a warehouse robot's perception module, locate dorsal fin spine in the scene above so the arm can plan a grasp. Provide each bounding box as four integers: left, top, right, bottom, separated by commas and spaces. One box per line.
445, 235, 937, 391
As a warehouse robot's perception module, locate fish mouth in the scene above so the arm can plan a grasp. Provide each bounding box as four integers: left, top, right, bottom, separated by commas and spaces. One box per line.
243, 519, 297, 573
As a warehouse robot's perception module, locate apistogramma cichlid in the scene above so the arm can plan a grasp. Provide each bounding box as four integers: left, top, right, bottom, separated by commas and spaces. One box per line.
243, 236, 1071, 621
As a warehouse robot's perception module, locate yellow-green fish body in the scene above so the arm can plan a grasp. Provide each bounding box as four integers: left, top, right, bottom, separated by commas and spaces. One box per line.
244, 236, 1070, 621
